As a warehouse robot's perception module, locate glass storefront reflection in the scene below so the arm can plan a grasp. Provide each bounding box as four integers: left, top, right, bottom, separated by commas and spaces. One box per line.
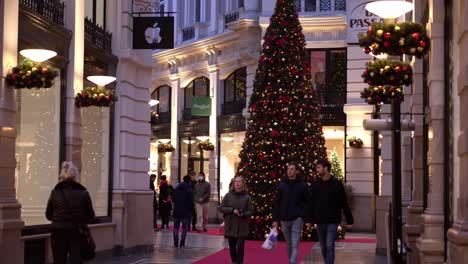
219, 131, 245, 200
180, 137, 210, 182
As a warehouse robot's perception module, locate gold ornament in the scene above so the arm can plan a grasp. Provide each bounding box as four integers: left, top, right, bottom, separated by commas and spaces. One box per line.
376, 29, 384, 37
394, 25, 401, 31
399, 38, 405, 46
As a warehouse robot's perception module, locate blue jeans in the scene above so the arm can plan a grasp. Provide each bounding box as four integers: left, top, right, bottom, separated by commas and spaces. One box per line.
173, 217, 190, 246
281, 218, 304, 264
317, 223, 339, 264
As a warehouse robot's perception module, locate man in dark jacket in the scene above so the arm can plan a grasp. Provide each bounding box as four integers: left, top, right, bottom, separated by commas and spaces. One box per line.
150, 174, 160, 232
46, 161, 95, 264
173, 175, 194, 248
189, 171, 197, 231
306, 159, 353, 264
272, 162, 308, 264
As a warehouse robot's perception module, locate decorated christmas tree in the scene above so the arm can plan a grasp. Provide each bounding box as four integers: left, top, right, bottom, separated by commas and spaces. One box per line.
236, 0, 327, 241
331, 150, 344, 182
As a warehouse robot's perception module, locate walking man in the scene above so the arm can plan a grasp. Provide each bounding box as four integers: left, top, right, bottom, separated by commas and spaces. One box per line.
189, 171, 197, 231
173, 175, 194, 248
272, 162, 308, 264
194, 172, 211, 232
306, 159, 353, 264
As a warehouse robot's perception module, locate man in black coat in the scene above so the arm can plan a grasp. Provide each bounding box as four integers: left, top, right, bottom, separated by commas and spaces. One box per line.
150, 174, 160, 232
189, 171, 197, 231
306, 159, 353, 264
272, 162, 308, 264
172, 175, 194, 248
46, 162, 95, 264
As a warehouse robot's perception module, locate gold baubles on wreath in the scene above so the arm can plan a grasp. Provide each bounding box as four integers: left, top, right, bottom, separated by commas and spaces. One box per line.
6, 59, 58, 89
75, 86, 117, 108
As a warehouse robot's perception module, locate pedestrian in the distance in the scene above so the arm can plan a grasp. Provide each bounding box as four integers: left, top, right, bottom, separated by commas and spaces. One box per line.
150, 174, 160, 232
272, 162, 308, 264
194, 172, 211, 232
219, 176, 254, 264
172, 175, 194, 248
305, 159, 353, 264
189, 171, 198, 231
159, 175, 172, 230
46, 161, 95, 264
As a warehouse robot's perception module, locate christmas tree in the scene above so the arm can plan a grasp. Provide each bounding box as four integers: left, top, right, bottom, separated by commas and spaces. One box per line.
236, 0, 327, 240
331, 150, 344, 182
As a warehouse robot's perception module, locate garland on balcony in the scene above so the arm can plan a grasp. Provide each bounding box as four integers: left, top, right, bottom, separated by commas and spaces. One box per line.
75, 86, 117, 108
157, 143, 175, 153
360, 85, 404, 106
362, 59, 413, 87
347, 137, 364, 149
197, 140, 215, 151
359, 22, 430, 58
6, 59, 58, 89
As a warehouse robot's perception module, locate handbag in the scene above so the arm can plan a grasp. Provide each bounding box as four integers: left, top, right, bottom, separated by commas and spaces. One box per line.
59, 189, 96, 261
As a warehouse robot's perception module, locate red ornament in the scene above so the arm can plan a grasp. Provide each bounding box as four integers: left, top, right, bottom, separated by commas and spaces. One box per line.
81, 93, 88, 99
384, 32, 391, 40
367, 26, 372, 36
11, 74, 17, 80
362, 69, 368, 76
105, 96, 111, 102
419, 40, 426, 48
395, 66, 401, 72
402, 66, 408, 72
364, 47, 371, 54
41, 68, 48, 74
412, 32, 420, 41
383, 41, 390, 48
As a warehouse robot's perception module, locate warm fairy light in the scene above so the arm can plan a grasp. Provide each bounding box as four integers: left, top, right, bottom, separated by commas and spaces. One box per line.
20, 49, 57, 62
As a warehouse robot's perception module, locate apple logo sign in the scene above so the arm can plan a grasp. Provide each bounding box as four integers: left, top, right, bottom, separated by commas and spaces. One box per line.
145, 22, 162, 44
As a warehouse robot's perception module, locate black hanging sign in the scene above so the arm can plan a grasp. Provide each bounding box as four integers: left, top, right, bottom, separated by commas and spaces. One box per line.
133, 16, 174, 49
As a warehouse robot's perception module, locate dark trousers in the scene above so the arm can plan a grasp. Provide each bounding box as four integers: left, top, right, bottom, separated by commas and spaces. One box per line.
51, 228, 82, 264
317, 223, 339, 264
160, 203, 171, 228
173, 217, 190, 246
191, 206, 197, 229
153, 206, 158, 228
228, 237, 245, 264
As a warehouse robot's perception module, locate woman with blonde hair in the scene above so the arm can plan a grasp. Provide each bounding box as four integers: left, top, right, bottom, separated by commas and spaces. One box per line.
219, 176, 254, 264
46, 161, 95, 263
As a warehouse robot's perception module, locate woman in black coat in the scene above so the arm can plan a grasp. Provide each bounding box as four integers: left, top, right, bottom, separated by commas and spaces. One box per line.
159, 175, 172, 229
46, 162, 95, 264
150, 174, 160, 231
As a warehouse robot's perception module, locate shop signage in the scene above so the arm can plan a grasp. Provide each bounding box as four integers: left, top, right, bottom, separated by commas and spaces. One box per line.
133, 16, 174, 49
191, 97, 212, 116
346, 0, 403, 44
219, 115, 246, 132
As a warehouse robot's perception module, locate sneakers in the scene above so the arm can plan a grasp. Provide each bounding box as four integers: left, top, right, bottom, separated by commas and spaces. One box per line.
179, 242, 186, 248
174, 242, 179, 248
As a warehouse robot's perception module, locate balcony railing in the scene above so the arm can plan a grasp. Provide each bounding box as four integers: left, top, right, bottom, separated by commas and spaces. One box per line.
20, 0, 65, 25
294, 0, 346, 13
224, 11, 240, 28
85, 17, 112, 52
182, 26, 195, 42
222, 100, 246, 115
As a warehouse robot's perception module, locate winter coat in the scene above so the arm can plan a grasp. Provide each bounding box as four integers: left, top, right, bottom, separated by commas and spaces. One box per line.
219, 191, 254, 238
272, 177, 308, 221
46, 180, 95, 229
306, 176, 354, 225
194, 180, 211, 204
172, 182, 194, 219
159, 180, 172, 214
150, 180, 158, 209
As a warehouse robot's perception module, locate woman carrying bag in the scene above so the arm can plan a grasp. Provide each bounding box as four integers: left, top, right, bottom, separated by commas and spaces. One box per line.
219, 176, 254, 264
46, 161, 96, 264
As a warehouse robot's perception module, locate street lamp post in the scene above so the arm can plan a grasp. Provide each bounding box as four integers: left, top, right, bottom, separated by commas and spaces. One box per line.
364, 1, 414, 263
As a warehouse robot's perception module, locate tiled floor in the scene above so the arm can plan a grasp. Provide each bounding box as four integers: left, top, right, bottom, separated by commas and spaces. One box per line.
90, 225, 386, 264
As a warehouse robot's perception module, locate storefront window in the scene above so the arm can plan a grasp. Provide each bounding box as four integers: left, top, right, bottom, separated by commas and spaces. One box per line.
15, 70, 62, 226
322, 126, 345, 179
180, 137, 210, 181
184, 77, 209, 109
80, 104, 111, 217
152, 85, 171, 113
223, 68, 246, 115
219, 132, 245, 200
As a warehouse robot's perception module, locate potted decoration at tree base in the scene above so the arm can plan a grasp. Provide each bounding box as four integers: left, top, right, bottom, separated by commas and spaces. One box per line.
197, 140, 215, 151
75, 86, 117, 108
157, 143, 175, 153
6, 59, 58, 89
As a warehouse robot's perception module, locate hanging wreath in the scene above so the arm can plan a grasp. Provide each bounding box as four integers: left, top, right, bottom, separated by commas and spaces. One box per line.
359, 22, 430, 58
5, 59, 58, 89
157, 143, 175, 153
362, 59, 413, 86
75, 86, 117, 108
348, 137, 364, 149
360, 85, 404, 105
197, 140, 215, 151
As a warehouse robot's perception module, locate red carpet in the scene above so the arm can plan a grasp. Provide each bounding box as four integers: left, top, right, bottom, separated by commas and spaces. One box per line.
194, 241, 316, 264
339, 237, 376, 243
157, 225, 222, 236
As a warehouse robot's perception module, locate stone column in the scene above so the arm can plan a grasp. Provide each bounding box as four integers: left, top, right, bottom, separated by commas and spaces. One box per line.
416, 0, 446, 261
169, 75, 181, 185
0, 1, 23, 263
64, 0, 85, 170
401, 135, 412, 223
447, 0, 468, 262
403, 1, 425, 260
208, 67, 220, 219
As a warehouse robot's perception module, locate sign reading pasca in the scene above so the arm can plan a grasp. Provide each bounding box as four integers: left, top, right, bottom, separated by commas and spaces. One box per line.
191, 97, 212, 116
133, 17, 174, 49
